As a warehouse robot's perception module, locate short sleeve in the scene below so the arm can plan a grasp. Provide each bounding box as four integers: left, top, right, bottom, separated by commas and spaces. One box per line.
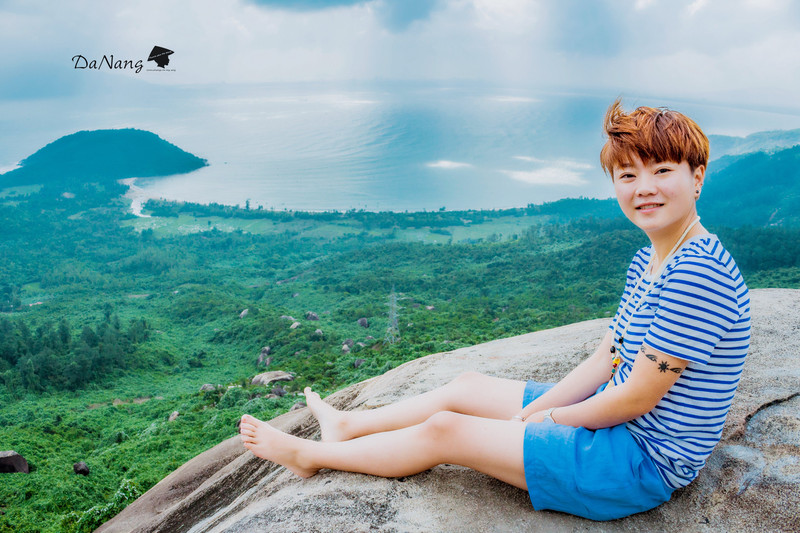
643, 255, 740, 365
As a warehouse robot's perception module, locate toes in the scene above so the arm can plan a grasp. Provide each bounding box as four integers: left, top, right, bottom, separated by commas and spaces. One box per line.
241, 414, 256, 425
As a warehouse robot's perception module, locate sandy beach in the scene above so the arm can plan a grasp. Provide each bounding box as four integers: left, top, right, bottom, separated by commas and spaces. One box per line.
120, 177, 151, 217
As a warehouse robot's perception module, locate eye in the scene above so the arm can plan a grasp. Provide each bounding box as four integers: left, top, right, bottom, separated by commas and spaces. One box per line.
655, 167, 672, 174
616, 172, 635, 181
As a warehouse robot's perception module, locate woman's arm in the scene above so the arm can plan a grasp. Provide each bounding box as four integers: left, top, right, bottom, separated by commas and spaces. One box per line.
525, 343, 689, 429
512, 329, 615, 420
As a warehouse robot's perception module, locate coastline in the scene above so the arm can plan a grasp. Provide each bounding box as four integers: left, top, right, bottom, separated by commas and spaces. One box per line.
120, 178, 150, 218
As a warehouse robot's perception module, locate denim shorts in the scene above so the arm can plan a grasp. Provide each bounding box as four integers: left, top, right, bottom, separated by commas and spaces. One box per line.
522, 381, 673, 521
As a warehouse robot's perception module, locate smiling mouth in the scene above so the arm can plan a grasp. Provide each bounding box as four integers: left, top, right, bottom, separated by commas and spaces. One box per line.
636, 203, 663, 210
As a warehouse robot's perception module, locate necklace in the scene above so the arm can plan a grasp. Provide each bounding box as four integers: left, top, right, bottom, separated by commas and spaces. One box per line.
609, 216, 701, 379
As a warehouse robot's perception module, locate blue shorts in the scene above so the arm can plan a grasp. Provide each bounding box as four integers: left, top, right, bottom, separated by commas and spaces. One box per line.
522, 381, 673, 521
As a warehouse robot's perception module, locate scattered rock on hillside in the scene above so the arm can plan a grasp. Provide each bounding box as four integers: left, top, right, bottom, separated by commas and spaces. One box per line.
306, 311, 319, 321
73, 461, 90, 476
271, 386, 287, 397
290, 402, 306, 411
251, 371, 294, 387
239, 309, 249, 319
313, 329, 324, 337
290, 322, 301, 330
357, 342, 366, 348
366, 336, 374, 340
353, 358, 366, 369
168, 411, 180, 422
200, 384, 216, 392
357, 318, 369, 328
425, 305, 435, 310
0, 451, 29, 474
257, 347, 272, 366
343, 339, 355, 348
280, 316, 295, 321
342, 345, 351, 354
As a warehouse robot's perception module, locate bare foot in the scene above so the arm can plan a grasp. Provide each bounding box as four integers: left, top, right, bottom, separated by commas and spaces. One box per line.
239, 414, 318, 478
304, 387, 349, 442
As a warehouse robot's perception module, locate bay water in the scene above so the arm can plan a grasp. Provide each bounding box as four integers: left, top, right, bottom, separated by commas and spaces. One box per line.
1, 82, 798, 212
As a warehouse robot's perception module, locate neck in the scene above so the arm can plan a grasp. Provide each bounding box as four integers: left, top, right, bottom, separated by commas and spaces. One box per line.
648, 215, 706, 272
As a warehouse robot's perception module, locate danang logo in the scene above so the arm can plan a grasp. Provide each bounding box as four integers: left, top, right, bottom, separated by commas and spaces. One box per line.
71, 45, 175, 74
146, 46, 174, 70
71, 54, 144, 73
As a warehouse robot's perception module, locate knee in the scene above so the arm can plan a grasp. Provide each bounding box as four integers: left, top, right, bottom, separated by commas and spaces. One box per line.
420, 411, 462, 440
451, 371, 485, 388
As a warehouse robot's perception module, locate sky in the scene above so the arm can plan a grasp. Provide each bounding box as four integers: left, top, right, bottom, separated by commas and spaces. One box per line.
1, 0, 800, 108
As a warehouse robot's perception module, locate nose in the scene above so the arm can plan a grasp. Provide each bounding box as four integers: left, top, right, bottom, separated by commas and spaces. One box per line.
635, 172, 658, 196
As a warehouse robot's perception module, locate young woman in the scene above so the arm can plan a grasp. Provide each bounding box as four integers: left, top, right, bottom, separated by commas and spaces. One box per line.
239, 100, 751, 521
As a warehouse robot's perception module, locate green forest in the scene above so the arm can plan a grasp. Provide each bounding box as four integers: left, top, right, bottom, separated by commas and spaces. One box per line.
0, 137, 799, 532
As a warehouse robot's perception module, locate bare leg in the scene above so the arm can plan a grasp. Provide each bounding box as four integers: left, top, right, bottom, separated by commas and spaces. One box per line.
304, 371, 527, 442
240, 410, 528, 489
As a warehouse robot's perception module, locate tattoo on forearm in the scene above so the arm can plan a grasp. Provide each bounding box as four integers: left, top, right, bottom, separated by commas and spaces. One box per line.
640, 345, 683, 374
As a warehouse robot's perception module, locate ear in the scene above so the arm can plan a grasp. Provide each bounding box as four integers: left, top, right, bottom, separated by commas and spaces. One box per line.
693, 165, 706, 189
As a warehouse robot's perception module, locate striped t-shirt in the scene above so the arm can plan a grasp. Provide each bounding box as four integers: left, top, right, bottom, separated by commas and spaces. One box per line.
609, 234, 751, 489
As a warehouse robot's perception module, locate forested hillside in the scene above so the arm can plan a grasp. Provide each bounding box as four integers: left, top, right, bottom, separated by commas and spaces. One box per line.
0, 129, 207, 186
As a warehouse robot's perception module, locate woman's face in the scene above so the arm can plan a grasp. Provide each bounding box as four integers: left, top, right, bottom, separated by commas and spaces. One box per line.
612, 156, 705, 241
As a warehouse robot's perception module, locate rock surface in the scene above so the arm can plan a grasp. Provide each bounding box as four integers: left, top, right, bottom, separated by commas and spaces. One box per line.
74, 461, 90, 476
0, 451, 29, 474
257, 346, 271, 367
97, 289, 800, 533
251, 371, 294, 387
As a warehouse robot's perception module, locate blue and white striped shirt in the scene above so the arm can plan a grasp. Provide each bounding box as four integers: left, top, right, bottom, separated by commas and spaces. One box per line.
609, 234, 750, 489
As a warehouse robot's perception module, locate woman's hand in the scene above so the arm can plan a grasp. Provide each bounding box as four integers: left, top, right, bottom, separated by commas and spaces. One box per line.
510, 410, 548, 423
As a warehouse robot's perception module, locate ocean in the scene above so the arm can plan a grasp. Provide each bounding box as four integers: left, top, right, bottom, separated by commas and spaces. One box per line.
2, 82, 799, 212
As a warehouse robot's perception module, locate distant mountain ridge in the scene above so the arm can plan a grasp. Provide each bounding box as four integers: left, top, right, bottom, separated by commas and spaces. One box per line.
700, 144, 800, 227
709, 128, 800, 159
0, 129, 207, 185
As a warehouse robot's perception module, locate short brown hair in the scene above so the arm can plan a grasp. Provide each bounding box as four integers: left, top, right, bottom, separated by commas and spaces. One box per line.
600, 99, 709, 176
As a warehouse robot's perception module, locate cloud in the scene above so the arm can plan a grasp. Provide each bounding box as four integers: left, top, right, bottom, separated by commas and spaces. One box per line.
1, 0, 800, 108
502, 167, 587, 186
687, 0, 708, 16
246, 0, 365, 10
247, 0, 439, 31
489, 96, 539, 103
375, 0, 439, 31
503, 157, 592, 186
426, 160, 472, 169
513, 156, 545, 163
